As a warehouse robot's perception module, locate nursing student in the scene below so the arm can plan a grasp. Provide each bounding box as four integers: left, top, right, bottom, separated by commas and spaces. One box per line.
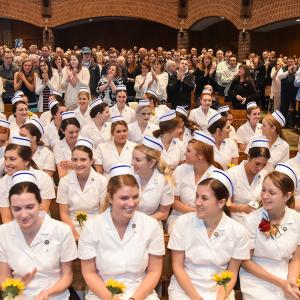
0, 135, 55, 223
128, 99, 159, 144
167, 130, 218, 232
78, 164, 165, 300
132, 135, 174, 221
240, 162, 300, 300
20, 118, 56, 177
0, 171, 77, 300
228, 136, 270, 224
207, 112, 239, 170
168, 169, 250, 300
53, 111, 80, 178
80, 97, 111, 148
57, 138, 107, 241
153, 110, 185, 170
236, 101, 262, 152
95, 115, 136, 178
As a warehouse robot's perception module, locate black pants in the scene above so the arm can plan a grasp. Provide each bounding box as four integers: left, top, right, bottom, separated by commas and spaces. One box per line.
280, 91, 297, 127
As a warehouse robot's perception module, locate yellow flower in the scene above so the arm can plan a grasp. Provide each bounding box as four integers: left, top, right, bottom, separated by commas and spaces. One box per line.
297, 277, 300, 287
226, 163, 236, 169
213, 270, 233, 286
1, 278, 25, 297
28, 111, 33, 117
106, 278, 126, 295
75, 210, 87, 228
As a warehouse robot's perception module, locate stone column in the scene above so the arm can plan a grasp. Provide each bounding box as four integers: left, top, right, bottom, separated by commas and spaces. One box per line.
42, 28, 54, 48
238, 30, 251, 62
0, 19, 13, 48
177, 30, 189, 50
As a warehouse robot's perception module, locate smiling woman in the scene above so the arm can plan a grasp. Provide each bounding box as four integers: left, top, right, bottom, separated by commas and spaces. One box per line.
0, 171, 77, 299
78, 164, 165, 300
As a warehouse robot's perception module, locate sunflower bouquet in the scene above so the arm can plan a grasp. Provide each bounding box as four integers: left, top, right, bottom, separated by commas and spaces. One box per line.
213, 270, 233, 300
75, 210, 87, 228
1, 278, 25, 300
106, 278, 126, 298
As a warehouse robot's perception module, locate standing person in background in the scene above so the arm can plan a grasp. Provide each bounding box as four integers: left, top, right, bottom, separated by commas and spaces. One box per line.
0, 50, 19, 104
134, 62, 151, 100
167, 59, 195, 109
60, 53, 90, 110
294, 66, 300, 132
35, 59, 59, 112
81, 47, 100, 99
270, 59, 284, 111
278, 57, 298, 128
13, 58, 36, 111
125, 52, 140, 99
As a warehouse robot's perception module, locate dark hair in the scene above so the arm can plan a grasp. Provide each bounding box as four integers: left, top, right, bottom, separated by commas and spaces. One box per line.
50, 102, 65, 117
207, 116, 228, 135
153, 58, 165, 72
176, 111, 199, 133
248, 147, 270, 160
59, 117, 80, 140
153, 117, 182, 138
13, 100, 28, 115
5, 144, 39, 170
111, 120, 128, 135
90, 102, 109, 118
72, 145, 93, 160
198, 177, 231, 216
106, 62, 122, 78
38, 59, 53, 80
20, 123, 44, 146
9, 182, 42, 204
264, 171, 295, 208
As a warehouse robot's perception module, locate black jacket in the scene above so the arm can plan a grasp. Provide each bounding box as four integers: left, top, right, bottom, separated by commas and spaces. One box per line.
167, 72, 195, 108
87, 62, 101, 96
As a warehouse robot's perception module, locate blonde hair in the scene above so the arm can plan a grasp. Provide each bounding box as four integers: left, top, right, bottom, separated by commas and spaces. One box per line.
134, 143, 174, 186
264, 114, 285, 140
101, 174, 139, 212
78, 91, 91, 101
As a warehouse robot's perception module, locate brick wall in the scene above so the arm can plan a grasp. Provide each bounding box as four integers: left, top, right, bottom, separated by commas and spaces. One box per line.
0, 0, 299, 30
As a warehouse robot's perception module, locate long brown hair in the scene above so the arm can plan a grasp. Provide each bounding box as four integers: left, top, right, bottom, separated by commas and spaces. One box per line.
19, 58, 34, 84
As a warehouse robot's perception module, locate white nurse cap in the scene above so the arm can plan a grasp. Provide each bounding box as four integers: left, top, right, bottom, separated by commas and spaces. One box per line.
110, 164, 133, 178
176, 106, 188, 117
52, 90, 63, 97
11, 96, 23, 105
61, 111, 76, 120
78, 87, 90, 94
75, 137, 94, 150
49, 100, 59, 110
89, 97, 103, 110
208, 113, 222, 128
14, 90, 24, 97
28, 118, 44, 135
142, 135, 164, 152
208, 169, 234, 197
0, 119, 10, 129
217, 105, 230, 114
159, 110, 176, 123
272, 110, 285, 127
275, 162, 298, 188
247, 101, 257, 110
138, 99, 150, 106
116, 84, 127, 91
11, 135, 31, 147
111, 115, 125, 123
11, 170, 37, 187
250, 135, 269, 149
202, 89, 211, 95
146, 89, 158, 98
193, 130, 216, 146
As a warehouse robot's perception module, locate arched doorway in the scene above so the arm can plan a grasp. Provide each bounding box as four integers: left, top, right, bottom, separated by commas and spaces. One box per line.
189, 17, 239, 53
